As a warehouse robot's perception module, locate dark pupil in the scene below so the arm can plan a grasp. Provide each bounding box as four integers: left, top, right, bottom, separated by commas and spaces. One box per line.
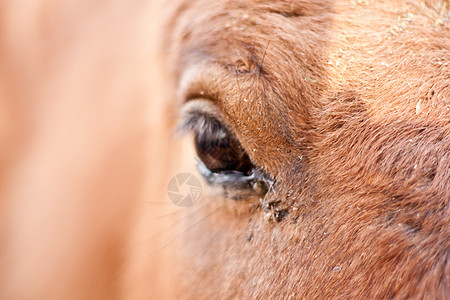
194, 117, 253, 175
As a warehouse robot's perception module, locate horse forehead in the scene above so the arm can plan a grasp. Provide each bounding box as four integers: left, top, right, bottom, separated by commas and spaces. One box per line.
171, 0, 449, 110
169, 0, 449, 169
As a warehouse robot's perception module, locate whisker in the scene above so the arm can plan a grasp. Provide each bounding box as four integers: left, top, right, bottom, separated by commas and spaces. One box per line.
155, 197, 216, 219
147, 203, 225, 257
235, 67, 241, 92
133, 198, 219, 247
260, 40, 270, 75
155, 207, 191, 219
146, 201, 172, 205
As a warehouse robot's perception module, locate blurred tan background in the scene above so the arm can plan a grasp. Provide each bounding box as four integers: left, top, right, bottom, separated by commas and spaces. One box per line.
0, 1, 184, 299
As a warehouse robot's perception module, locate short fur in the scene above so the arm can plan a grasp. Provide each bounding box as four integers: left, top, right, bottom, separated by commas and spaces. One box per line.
0, 0, 448, 299
165, 0, 450, 299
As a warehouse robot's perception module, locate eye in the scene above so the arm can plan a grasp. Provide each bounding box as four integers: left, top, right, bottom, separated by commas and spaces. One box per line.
192, 112, 253, 174
178, 100, 271, 195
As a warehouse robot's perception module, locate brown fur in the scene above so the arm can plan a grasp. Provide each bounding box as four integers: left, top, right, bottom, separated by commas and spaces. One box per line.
0, 0, 448, 299
165, 0, 450, 299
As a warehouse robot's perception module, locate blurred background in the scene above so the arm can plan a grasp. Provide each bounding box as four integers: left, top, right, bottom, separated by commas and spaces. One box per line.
0, 1, 183, 299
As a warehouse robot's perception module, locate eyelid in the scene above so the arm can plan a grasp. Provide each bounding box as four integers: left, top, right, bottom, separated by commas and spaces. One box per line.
196, 158, 273, 198
176, 99, 231, 136
178, 64, 222, 106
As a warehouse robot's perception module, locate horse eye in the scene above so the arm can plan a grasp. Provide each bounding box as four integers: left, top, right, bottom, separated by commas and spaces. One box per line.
192, 116, 253, 174
178, 100, 271, 194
